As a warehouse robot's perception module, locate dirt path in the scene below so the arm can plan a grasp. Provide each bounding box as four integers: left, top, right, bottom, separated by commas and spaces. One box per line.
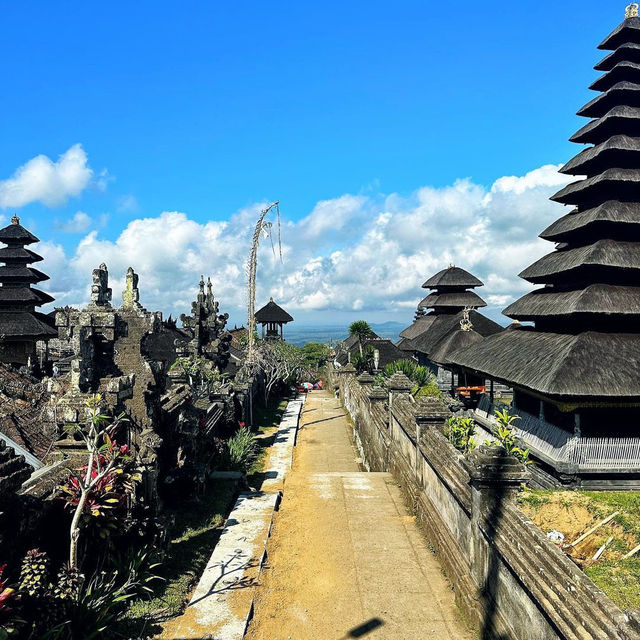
245, 390, 472, 640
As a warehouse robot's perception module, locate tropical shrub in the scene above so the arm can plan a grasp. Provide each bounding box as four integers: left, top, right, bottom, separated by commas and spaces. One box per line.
444, 416, 477, 454
493, 408, 530, 464
383, 360, 442, 399
225, 427, 259, 473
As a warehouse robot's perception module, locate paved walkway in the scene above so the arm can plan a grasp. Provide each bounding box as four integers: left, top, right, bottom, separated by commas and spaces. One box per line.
245, 391, 472, 640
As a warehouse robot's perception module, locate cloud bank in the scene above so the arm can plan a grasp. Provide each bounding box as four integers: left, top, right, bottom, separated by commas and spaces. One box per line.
0, 144, 95, 209
37, 163, 571, 325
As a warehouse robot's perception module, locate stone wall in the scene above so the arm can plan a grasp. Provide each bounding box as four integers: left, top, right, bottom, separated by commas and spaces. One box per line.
331, 367, 640, 640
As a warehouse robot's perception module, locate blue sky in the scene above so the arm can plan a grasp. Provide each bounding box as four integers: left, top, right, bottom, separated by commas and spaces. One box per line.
0, 1, 627, 326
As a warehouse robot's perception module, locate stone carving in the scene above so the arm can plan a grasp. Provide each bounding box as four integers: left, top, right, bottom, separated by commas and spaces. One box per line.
90, 263, 112, 306
122, 267, 143, 310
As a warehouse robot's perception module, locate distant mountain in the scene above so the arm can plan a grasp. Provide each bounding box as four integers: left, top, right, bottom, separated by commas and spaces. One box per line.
285, 321, 407, 347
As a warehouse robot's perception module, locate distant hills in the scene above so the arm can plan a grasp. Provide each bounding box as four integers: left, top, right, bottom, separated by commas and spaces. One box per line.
285, 321, 406, 347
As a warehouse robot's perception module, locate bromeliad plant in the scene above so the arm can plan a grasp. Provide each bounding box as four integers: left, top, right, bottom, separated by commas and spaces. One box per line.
59, 395, 141, 570
493, 408, 531, 464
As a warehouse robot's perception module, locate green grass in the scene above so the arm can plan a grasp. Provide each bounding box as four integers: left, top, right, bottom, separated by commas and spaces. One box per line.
113, 480, 238, 637
519, 489, 640, 612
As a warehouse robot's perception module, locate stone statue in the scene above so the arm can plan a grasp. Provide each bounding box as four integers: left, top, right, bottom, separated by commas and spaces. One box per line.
90, 263, 112, 306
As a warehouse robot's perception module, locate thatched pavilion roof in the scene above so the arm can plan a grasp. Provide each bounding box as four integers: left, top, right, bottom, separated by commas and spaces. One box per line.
255, 298, 293, 324
429, 328, 484, 367
453, 9, 640, 403
422, 266, 483, 289
418, 290, 486, 310
451, 326, 640, 399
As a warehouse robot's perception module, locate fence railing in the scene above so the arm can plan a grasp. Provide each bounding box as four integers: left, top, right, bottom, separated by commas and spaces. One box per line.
476, 396, 640, 471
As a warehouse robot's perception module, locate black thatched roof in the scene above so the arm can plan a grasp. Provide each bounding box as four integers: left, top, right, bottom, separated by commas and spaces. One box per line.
399, 314, 437, 340
599, 16, 640, 51
450, 326, 640, 399
596, 43, 640, 71
577, 82, 640, 118
361, 338, 406, 368
590, 60, 640, 92
0, 266, 49, 284
551, 168, 640, 206
254, 299, 293, 324
422, 266, 483, 289
405, 310, 502, 358
560, 135, 640, 175
429, 328, 484, 366
0, 287, 54, 306
453, 12, 640, 407
0, 219, 38, 245
519, 239, 640, 283
504, 284, 640, 319
570, 105, 640, 144
0, 312, 57, 338
540, 201, 640, 242
419, 290, 487, 310
0, 247, 43, 263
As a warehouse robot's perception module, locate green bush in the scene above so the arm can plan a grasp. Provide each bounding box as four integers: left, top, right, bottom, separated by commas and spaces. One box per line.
493, 408, 530, 464
226, 427, 260, 473
444, 416, 477, 454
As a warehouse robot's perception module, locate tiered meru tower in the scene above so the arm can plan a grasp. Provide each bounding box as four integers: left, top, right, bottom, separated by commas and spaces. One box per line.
0, 216, 56, 366
419, 266, 487, 315
452, 5, 640, 479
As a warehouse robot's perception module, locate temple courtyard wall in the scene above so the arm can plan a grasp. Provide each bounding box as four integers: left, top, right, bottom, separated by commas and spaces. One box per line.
330, 367, 640, 640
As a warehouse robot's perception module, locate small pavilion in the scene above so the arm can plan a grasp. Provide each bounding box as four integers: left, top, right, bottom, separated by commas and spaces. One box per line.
0, 216, 56, 366
255, 298, 293, 340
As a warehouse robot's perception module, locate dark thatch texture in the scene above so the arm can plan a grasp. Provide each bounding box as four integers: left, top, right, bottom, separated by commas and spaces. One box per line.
590, 60, 640, 92
422, 266, 483, 289
0, 247, 43, 263
419, 290, 487, 309
0, 312, 57, 338
551, 168, 640, 205
504, 284, 640, 319
0, 222, 38, 245
0, 266, 49, 284
0, 287, 55, 305
405, 310, 502, 357
399, 315, 437, 340
570, 105, 640, 144
519, 239, 640, 283
254, 299, 293, 324
540, 201, 640, 241
596, 44, 640, 71
450, 326, 640, 399
598, 16, 640, 51
577, 82, 640, 118
560, 135, 640, 175
429, 328, 483, 366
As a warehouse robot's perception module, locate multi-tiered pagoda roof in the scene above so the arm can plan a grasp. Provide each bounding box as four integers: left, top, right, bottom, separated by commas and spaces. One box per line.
451, 7, 640, 402
398, 266, 501, 365
0, 216, 56, 346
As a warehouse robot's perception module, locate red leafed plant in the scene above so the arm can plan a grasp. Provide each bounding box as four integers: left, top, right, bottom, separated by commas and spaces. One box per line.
59, 395, 141, 569
0, 563, 19, 638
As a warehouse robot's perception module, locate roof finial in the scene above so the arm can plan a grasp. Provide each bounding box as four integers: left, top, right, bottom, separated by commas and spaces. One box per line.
11, 214, 19, 225
626, 3, 639, 18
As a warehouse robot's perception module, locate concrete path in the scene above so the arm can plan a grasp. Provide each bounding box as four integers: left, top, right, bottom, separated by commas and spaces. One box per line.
245, 391, 472, 640
160, 400, 303, 640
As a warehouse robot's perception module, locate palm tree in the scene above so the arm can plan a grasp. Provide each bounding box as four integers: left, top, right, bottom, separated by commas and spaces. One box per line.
349, 320, 374, 356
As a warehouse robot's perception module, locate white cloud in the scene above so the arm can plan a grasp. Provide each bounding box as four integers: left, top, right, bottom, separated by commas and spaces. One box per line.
0, 144, 95, 209
36, 163, 570, 326
117, 194, 139, 213
54, 211, 93, 234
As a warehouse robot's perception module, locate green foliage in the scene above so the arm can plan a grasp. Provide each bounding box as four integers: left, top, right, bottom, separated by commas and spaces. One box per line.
348, 320, 374, 338
493, 408, 530, 464
225, 427, 260, 473
301, 342, 331, 369
352, 345, 375, 373
383, 360, 442, 399
19, 550, 49, 597
444, 416, 477, 454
